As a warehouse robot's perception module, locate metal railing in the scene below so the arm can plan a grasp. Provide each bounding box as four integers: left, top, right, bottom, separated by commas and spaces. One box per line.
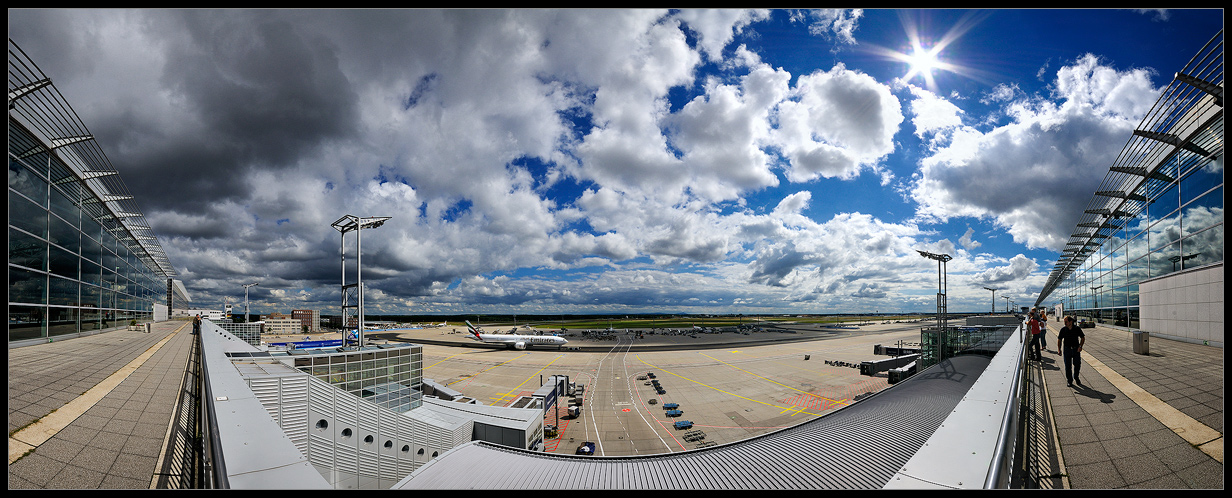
985, 321, 1029, 488
197, 324, 229, 489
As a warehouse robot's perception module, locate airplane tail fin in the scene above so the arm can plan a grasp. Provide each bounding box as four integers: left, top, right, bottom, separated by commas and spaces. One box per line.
465, 320, 482, 338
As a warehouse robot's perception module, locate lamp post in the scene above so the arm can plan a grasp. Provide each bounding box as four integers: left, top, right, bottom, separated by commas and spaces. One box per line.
1003, 296, 1010, 313
917, 249, 952, 335
332, 215, 391, 347
983, 287, 997, 314
243, 282, 259, 323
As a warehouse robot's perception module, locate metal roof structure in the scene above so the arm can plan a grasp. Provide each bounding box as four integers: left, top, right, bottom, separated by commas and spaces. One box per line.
8, 39, 177, 277
1036, 30, 1224, 305
395, 353, 996, 489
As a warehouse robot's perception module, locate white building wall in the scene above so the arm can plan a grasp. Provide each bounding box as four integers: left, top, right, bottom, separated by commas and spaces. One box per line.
1140, 263, 1223, 346
257, 370, 444, 489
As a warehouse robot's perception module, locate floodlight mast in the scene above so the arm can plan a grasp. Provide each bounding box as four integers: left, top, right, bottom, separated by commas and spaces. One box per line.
983, 287, 997, 314
331, 215, 391, 347
917, 250, 951, 337
242, 282, 259, 323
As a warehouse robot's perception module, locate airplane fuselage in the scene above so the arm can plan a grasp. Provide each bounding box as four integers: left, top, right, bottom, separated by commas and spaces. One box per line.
466, 321, 567, 350
475, 333, 568, 350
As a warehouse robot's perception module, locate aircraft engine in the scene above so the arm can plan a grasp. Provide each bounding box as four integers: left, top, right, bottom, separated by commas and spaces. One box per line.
514, 341, 527, 350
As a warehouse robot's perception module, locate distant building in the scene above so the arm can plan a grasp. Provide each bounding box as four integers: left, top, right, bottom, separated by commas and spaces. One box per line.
264, 317, 303, 335
293, 309, 321, 332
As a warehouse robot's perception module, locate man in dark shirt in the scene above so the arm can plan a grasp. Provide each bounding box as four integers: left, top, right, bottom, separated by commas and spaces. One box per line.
1057, 316, 1086, 387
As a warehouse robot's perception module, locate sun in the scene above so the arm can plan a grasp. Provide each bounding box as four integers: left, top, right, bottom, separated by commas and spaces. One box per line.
861, 11, 994, 94
903, 42, 942, 82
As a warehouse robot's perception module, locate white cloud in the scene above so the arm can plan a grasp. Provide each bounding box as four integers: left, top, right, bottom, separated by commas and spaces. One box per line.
959, 226, 982, 250
675, 9, 772, 62
910, 54, 1162, 251
791, 9, 863, 45
774, 64, 904, 182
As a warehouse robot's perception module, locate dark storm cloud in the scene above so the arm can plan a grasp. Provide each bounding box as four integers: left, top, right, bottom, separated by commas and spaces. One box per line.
12, 10, 362, 213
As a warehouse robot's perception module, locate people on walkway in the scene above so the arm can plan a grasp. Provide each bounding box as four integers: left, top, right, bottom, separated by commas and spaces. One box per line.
1039, 310, 1049, 353
1057, 316, 1087, 387
1028, 310, 1042, 361
193, 314, 201, 335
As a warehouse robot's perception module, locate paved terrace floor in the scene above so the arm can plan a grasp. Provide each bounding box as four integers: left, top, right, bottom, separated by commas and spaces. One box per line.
1035, 321, 1223, 489
8, 320, 194, 489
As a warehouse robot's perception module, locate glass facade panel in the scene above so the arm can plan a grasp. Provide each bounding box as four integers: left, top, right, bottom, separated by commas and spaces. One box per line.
9, 50, 177, 344
1181, 161, 1222, 207
1181, 185, 1223, 238
10, 266, 47, 306
9, 305, 47, 341
9, 227, 47, 271
48, 275, 79, 307
10, 192, 48, 239
1149, 209, 1182, 252
1149, 240, 1182, 278
48, 306, 80, 337
49, 185, 79, 229
48, 214, 80, 255
48, 244, 79, 280
8, 158, 48, 208
1183, 224, 1223, 269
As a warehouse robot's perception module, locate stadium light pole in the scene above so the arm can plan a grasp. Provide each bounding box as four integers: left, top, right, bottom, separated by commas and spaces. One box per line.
983, 287, 997, 315
242, 282, 259, 323
332, 215, 391, 347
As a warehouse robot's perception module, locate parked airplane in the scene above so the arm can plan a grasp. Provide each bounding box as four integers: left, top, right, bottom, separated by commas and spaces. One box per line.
466, 321, 568, 350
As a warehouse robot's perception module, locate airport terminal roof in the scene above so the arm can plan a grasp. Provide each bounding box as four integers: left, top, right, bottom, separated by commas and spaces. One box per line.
395, 353, 995, 489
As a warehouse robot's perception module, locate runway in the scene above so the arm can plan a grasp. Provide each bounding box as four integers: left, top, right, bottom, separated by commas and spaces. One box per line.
378, 322, 925, 456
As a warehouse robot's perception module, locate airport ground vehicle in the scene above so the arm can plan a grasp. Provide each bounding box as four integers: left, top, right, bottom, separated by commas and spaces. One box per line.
576, 442, 595, 455
673, 420, 693, 430
665, 409, 683, 417
662, 403, 678, 410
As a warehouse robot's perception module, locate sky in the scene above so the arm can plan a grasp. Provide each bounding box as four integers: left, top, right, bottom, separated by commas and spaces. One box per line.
9, 9, 1224, 316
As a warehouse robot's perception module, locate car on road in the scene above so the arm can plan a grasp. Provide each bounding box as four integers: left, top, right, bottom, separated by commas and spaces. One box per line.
576, 442, 595, 455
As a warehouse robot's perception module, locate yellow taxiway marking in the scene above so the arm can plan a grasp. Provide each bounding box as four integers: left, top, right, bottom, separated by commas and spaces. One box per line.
698, 351, 846, 408
637, 355, 826, 418
491, 354, 566, 404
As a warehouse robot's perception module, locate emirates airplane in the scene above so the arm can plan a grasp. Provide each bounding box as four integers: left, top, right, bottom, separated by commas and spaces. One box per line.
466, 321, 569, 350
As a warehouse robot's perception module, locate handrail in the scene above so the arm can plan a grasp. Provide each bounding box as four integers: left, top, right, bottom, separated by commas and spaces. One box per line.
984, 320, 1028, 488
198, 322, 230, 488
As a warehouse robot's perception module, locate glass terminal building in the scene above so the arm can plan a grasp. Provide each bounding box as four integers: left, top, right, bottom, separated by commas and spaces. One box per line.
9, 40, 179, 344
1036, 31, 1224, 346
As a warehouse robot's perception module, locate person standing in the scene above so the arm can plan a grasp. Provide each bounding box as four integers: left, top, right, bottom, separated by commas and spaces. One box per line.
1028, 310, 1042, 361
1057, 316, 1087, 387
1039, 310, 1049, 353
193, 314, 201, 335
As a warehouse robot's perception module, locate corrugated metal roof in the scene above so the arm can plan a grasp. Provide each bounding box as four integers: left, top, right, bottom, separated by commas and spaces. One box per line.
394, 354, 993, 489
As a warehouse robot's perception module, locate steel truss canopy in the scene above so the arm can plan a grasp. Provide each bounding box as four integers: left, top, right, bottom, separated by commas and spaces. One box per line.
8, 38, 177, 277
1037, 29, 1224, 306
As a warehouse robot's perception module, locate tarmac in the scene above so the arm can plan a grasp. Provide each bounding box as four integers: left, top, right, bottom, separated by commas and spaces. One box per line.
7, 318, 1224, 489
